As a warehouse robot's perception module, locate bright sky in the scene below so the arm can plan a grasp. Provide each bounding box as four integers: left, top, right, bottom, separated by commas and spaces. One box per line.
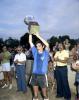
0, 0, 79, 40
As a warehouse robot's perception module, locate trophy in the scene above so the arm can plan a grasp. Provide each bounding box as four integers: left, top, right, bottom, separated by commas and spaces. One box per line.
24, 16, 40, 35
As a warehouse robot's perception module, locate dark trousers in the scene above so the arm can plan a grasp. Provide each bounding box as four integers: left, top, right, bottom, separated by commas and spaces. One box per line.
16, 65, 27, 92
55, 66, 71, 99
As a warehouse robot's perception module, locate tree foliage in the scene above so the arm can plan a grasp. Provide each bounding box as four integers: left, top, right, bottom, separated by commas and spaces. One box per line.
5, 37, 19, 48
20, 33, 40, 49
0, 33, 78, 50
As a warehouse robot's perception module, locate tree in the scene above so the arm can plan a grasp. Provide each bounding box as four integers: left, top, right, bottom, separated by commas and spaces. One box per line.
48, 36, 59, 45
59, 35, 70, 42
0, 38, 4, 46
20, 33, 40, 49
5, 37, 19, 48
0, 38, 4, 52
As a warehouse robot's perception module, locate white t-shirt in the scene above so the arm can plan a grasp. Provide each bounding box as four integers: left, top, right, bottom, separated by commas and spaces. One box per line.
14, 53, 26, 65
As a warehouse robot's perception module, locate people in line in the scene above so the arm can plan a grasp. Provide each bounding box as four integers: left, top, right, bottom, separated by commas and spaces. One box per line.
71, 44, 79, 100
0, 39, 79, 100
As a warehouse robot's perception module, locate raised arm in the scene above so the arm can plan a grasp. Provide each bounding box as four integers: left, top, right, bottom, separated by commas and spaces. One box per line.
29, 34, 34, 48
35, 33, 49, 48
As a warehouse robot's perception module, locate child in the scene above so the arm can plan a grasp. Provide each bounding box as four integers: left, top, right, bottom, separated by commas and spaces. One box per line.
29, 33, 49, 100
47, 60, 56, 92
72, 54, 79, 100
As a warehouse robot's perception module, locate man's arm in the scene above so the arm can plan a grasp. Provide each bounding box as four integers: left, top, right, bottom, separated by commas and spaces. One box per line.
35, 33, 49, 48
16, 60, 26, 65
29, 34, 34, 48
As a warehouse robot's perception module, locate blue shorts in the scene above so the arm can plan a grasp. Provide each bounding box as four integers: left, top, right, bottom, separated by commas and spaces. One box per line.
30, 74, 48, 88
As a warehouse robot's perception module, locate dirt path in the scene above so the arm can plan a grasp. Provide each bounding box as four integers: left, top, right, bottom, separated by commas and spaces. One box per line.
0, 66, 76, 100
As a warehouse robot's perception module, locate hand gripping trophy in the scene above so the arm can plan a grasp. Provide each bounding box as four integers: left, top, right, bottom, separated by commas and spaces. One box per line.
24, 16, 49, 48
24, 16, 40, 35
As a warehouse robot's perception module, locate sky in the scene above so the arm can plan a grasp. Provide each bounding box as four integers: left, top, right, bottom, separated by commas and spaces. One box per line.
0, 0, 79, 40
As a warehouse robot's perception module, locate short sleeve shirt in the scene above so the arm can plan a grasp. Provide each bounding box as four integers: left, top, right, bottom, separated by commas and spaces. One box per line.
54, 50, 69, 66
14, 52, 26, 65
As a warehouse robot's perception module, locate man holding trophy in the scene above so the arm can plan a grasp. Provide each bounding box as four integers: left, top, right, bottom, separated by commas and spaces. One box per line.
24, 16, 49, 100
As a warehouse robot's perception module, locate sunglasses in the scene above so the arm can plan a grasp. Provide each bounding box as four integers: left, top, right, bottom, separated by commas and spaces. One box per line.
17, 49, 21, 51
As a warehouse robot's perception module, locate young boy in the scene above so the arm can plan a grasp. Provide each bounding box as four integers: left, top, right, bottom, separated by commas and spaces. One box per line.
29, 33, 49, 100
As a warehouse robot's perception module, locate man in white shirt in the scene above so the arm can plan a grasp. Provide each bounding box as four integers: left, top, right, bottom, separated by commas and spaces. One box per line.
14, 46, 27, 93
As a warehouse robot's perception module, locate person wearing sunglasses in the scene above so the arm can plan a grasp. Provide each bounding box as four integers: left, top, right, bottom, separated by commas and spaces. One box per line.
14, 46, 27, 93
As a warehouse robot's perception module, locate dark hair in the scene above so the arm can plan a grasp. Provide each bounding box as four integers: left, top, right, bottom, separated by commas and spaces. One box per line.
58, 42, 65, 49
35, 40, 46, 49
2, 45, 7, 49
35, 40, 43, 46
73, 54, 78, 61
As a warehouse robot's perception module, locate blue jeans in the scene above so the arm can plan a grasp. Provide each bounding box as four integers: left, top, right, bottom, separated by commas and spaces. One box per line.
16, 65, 27, 92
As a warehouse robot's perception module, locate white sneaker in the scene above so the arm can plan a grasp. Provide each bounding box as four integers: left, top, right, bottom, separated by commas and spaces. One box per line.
44, 98, 49, 100
9, 84, 12, 89
2, 84, 8, 88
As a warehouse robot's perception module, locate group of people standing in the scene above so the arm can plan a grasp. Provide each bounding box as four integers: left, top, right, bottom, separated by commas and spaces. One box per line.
0, 33, 79, 100
0, 46, 12, 89
0, 16, 79, 100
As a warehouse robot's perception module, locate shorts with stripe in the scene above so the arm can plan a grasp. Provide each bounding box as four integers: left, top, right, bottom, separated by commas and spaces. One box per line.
30, 74, 48, 88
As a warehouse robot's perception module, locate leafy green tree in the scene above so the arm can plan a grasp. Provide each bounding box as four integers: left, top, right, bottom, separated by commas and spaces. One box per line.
20, 33, 40, 49
5, 37, 19, 48
59, 35, 70, 42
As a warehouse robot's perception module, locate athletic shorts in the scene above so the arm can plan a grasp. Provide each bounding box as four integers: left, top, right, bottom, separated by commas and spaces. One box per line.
2, 62, 11, 72
30, 74, 48, 88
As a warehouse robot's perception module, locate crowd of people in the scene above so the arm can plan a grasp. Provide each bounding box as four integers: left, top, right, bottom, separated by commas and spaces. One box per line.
0, 34, 79, 100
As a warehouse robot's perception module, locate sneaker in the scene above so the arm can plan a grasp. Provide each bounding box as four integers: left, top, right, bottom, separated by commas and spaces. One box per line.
44, 98, 49, 100
33, 98, 38, 100
44, 97, 49, 100
9, 84, 12, 89
2, 84, 8, 88
33, 97, 38, 100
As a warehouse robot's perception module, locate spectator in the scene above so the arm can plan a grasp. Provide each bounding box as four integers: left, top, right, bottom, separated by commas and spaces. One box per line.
71, 46, 79, 100
54, 42, 71, 100
63, 39, 70, 50
77, 43, 79, 59
25, 48, 33, 85
14, 46, 27, 93
1, 46, 12, 89
0, 52, 4, 86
